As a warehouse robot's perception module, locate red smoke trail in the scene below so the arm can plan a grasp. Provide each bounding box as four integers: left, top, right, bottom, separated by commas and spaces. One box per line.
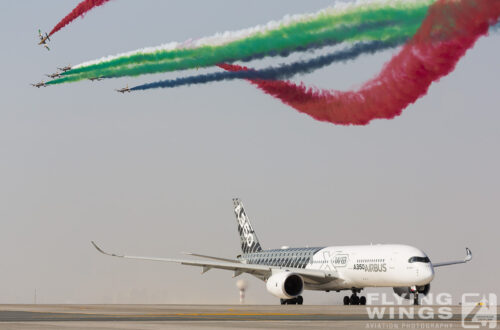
221, 0, 500, 126
49, 0, 113, 36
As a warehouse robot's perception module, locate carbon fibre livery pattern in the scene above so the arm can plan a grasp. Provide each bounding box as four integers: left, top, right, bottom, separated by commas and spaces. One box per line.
233, 198, 323, 269
242, 247, 324, 269
233, 198, 263, 254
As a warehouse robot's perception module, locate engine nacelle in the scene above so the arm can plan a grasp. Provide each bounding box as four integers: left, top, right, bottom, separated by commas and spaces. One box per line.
393, 284, 431, 299
266, 272, 304, 299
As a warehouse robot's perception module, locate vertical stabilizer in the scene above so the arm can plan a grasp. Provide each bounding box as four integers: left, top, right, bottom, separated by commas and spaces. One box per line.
233, 198, 263, 254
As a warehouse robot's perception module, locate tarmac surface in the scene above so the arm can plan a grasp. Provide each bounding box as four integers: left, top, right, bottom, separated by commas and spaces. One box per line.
0, 304, 498, 329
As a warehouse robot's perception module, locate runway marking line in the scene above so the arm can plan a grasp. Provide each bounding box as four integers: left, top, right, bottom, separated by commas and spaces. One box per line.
67, 312, 325, 317
3, 310, 327, 318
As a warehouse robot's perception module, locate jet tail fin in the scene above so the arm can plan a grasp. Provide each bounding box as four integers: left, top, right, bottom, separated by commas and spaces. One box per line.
233, 198, 263, 254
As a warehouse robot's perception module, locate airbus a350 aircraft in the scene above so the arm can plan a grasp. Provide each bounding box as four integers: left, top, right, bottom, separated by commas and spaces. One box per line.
92, 198, 472, 306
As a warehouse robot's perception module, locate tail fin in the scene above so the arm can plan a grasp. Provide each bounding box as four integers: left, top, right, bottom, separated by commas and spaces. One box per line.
233, 198, 263, 254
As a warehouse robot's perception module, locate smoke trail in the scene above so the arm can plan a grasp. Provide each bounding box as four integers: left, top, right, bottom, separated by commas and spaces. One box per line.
131, 37, 409, 91
48, 18, 426, 85
70, 0, 431, 71
221, 0, 500, 126
49, 0, 113, 36
49, 0, 432, 84
71, 1, 349, 68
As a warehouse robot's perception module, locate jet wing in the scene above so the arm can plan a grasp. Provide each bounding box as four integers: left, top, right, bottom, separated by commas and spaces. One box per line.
92, 242, 335, 284
181, 252, 240, 263
432, 247, 472, 268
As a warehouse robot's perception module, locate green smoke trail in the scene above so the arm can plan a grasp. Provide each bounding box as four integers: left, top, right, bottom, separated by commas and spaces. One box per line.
50, 23, 422, 84
71, 1, 433, 73
48, 1, 432, 85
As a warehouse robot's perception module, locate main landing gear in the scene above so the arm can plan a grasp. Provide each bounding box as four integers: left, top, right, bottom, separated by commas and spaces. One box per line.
280, 296, 304, 305
343, 290, 367, 305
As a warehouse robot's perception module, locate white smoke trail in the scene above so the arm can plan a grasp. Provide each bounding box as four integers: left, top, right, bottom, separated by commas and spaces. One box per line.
73, 0, 425, 69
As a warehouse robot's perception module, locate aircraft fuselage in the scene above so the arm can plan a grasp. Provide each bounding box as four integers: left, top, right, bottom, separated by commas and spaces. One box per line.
240, 244, 434, 290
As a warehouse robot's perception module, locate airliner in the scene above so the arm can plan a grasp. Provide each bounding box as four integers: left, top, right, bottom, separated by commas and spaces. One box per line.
92, 198, 472, 306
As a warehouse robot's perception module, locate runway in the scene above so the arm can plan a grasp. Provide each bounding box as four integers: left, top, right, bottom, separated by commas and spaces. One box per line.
1, 304, 497, 330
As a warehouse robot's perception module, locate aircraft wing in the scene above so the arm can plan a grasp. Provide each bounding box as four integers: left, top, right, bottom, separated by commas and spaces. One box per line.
432, 247, 472, 268
92, 242, 335, 284
181, 252, 240, 263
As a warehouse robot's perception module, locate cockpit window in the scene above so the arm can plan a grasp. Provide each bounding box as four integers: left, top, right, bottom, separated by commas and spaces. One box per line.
408, 256, 430, 263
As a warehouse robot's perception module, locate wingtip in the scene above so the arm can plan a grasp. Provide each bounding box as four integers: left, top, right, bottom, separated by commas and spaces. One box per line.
91, 241, 125, 258
465, 247, 472, 262
91, 241, 103, 253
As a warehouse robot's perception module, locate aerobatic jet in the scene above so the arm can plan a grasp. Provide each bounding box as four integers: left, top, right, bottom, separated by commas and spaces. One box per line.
38, 30, 50, 51
46, 72, 61, 79
115, 85, 131, 93
89, 76, 104, 82
93, 198, 473, 306
31, 81, 47, 88
57, 65, 72, 72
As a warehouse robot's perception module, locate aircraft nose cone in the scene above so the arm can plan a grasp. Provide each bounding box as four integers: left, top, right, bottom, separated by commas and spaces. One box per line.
421, 265, 435, 283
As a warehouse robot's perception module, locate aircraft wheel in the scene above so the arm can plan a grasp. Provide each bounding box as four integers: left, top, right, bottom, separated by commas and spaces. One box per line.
359, 296, 367, 305
350, 295, 360, 305
280, 299, 286, 305
297, 296, 303, 305
343, 296, 350, 305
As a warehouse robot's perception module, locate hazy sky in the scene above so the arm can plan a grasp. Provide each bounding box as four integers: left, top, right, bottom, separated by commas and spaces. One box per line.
0, 0, 499, 305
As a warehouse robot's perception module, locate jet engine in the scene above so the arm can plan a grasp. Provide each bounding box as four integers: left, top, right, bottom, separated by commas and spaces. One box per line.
266, 272, 304, 299
393, 284, 431, 299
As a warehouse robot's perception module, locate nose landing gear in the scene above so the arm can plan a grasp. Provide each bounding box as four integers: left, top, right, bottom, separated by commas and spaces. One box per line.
411, 287, 420, 306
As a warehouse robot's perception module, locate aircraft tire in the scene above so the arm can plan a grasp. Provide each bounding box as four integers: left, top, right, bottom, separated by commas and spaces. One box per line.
359, 296, 367, 305
350, 295, 360, 305
343, 296, 350, 305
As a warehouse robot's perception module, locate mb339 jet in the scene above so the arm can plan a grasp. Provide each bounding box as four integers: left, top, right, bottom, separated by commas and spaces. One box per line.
38, 30, 50, 51
46, 72, 62, 79
92, 198, 472, 306
31, 81, 47, 88
115, 85, 131, 93
57, 66, 72, 72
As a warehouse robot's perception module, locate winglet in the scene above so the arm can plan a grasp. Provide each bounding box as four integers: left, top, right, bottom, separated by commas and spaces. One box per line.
91, 241, 124, 258
464, 247, 472, 262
